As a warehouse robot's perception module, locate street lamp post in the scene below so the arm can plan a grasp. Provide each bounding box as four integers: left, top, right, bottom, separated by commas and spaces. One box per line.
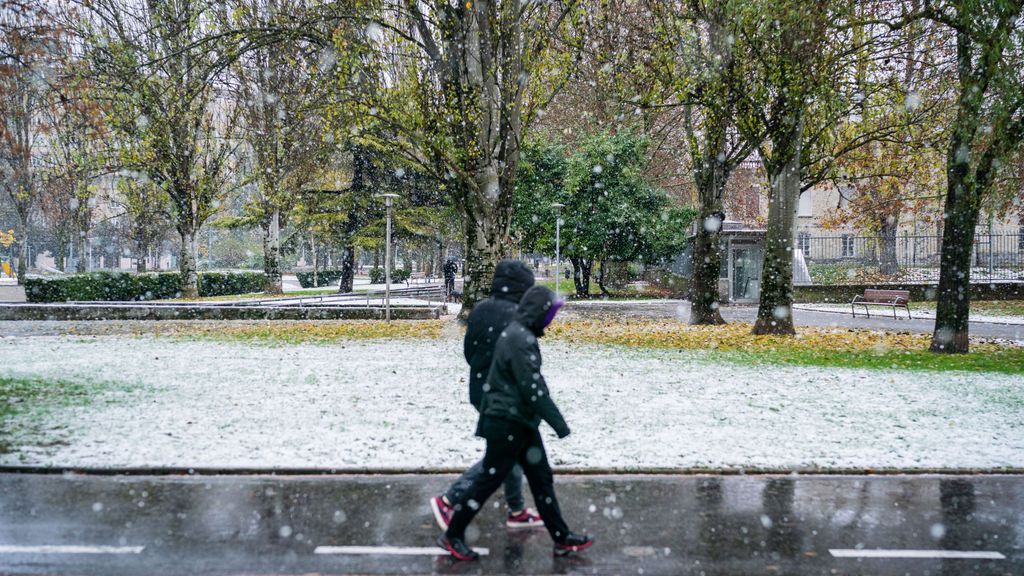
376, 193, 399, 322
551, 203, 565, 297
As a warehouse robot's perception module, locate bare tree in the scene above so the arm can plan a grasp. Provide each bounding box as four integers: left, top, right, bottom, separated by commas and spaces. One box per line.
225, 0, 335, 294
71, 0, 240, 297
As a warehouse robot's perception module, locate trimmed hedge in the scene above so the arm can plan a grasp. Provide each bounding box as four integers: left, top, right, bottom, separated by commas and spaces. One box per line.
369, 267, 411, 284
295, 269, 344, 288
24, 271, 265, 303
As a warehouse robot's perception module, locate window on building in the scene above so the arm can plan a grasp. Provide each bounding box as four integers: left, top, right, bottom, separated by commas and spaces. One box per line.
797, 232, 811, 257
798, 190, 813, 217
841, 234, 855, 257
1018, 226, 1024, 250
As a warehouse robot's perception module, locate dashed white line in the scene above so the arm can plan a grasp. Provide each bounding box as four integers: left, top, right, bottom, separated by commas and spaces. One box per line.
0, 545, 145, 555
314, 545, 489, 556
830, 549, 1005, 560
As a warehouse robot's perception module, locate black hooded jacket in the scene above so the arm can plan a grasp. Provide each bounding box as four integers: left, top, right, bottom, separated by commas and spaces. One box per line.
463, 260, 535, 409
476, 285, 570, 439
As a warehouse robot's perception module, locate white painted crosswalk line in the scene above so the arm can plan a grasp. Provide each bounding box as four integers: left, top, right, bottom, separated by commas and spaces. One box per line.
0, 545, 145, 555
830, 549, 1005, 560
314, 545, 489, 556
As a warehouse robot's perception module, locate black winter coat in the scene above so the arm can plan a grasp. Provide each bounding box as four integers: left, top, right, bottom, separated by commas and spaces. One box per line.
462, 260, 535, 409
476, 285, 570, 439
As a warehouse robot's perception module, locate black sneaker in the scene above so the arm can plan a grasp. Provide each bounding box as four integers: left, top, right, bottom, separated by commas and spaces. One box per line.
437, 534, 480, 561
554, 532, 594, 556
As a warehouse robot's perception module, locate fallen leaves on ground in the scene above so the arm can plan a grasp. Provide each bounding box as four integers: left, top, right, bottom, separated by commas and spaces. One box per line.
548, 320, 956, 353
151, 320, 444, 343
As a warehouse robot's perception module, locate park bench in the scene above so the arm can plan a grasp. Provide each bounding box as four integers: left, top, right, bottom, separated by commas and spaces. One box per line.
407, 271, 433, 285
850, 288, 911, 320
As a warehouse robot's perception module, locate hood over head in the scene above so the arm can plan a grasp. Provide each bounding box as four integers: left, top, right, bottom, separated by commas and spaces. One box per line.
490, 260, 535, 302
516, 285, 563, 337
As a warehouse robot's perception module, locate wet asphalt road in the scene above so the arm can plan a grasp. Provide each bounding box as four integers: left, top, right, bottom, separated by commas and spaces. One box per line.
0, 473, 1020, 575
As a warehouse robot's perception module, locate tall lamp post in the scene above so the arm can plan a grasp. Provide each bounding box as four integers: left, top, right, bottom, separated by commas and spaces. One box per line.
376, 193, 399, 322
551, 203, 564, 296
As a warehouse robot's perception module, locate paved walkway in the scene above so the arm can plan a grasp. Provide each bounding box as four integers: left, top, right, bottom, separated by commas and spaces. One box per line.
0, 473, 1018, 575
567, 300, 1024, 341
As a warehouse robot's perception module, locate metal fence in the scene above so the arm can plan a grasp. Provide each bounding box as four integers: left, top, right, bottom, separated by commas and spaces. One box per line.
797, 232, 1024, 284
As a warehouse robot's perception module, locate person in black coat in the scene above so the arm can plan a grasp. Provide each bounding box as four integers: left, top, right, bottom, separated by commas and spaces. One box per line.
443, 258, 458, 297
430, 260, 544, 530
437, 285, 594, 560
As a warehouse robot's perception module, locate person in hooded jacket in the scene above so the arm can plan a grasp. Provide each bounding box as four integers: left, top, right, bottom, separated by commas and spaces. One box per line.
443, 258, 458, 297
437, 285, 594, 560
430, 260, 544, 531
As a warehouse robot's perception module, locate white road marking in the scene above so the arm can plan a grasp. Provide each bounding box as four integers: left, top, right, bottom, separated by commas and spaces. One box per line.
0, 545, 145, 555
314, 545, 489, 556
830, 549, 1005, 560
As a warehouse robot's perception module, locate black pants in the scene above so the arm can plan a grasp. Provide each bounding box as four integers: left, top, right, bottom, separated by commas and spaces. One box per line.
445, 421, 570, 543
445, 277, 455, 295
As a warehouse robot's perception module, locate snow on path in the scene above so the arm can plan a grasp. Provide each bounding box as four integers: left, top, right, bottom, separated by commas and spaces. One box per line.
0, 335, 1022, 470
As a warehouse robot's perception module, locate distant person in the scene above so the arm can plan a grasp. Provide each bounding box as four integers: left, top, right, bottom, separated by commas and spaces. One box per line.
443, 258, 458, 298
430, 261, 541, 532
437, 285, 593, 560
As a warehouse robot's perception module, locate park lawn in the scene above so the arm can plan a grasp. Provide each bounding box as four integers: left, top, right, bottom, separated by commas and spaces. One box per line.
154, 319, 445, 343
0, 376, 117, 454
548, 320, 1024, 375
142, 316, 1024, 374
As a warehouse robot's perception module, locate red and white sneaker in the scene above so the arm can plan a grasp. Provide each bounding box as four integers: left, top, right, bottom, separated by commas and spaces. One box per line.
437, 535, 479, 561
430, 496, 454, 530
554, 533, 594, 556
506, 508, 544, 529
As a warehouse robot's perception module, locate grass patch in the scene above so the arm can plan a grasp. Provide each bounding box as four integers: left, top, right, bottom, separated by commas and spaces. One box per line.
153, 319, 445, 344
0, 376, 120, 454
548, 320, 1024, 374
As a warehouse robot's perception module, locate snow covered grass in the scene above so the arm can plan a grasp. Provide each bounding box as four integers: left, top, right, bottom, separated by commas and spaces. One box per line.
0, 375, 139, 455
0, 331, 1022, 470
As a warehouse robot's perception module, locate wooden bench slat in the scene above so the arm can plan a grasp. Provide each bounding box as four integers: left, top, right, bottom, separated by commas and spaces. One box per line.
851, 289, 911, 319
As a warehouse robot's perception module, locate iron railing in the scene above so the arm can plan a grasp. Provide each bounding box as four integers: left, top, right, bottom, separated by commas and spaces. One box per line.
796, 232, 1024, 284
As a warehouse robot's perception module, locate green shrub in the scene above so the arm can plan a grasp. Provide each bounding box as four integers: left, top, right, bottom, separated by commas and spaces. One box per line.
24, 271, 264, 302
369, 267, 409, 284
295, 269, 343, 288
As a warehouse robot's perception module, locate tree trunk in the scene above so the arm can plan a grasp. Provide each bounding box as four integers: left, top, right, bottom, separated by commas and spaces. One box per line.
752, 127, 803, 336
15, 222, 28, 284
310, 234, 318, 288
570, 256, 592, 297
338, 244, 356, 293
261, 208, 283, 294
878, 215, 899, 276
76, 232, 87, 273
461, 212, 505, 317
929, 170, 981, 354
683, 109, 730, 325
54, 235, 67, 273
178, 228, 200, 298
136, 237, 148, 273
690, 211, 727, 325
597, 259, 610, 296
